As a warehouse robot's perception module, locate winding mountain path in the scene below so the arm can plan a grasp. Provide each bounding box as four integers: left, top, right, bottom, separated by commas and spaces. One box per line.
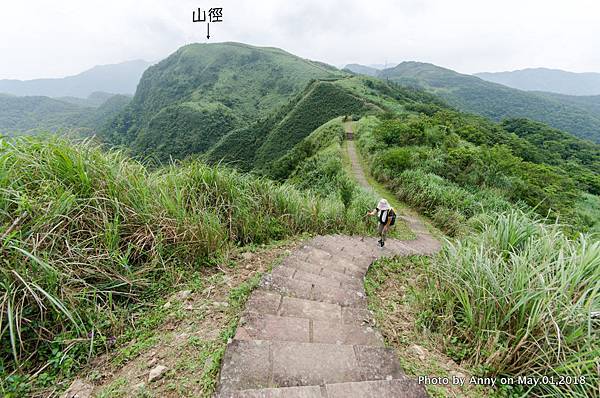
214, 123, 440, 397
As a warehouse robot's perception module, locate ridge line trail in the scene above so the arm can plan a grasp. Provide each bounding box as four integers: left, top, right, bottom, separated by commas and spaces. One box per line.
214, 122, 440, 397
344, 120, 434, 237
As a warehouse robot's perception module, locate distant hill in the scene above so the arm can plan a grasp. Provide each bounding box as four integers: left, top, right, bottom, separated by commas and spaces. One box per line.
343, 64, 379, 76
378, 62, 600, 142
0, 92, 130, 136
475, 68, 600, 96
533, 91, 600, 115
57, 91, 123, 108
104, 42, 344, 160
0, 60, 150, 98
206, 79, 378, 171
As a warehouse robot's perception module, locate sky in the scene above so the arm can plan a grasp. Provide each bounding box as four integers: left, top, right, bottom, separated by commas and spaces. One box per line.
1, 0, 599, 80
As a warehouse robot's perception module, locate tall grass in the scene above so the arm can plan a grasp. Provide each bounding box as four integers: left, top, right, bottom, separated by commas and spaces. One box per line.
428, 209, 599, 397
0, 136, 366, 388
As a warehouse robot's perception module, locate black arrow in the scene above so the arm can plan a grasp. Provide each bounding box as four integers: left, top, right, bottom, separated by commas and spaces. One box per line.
207, 23, 210, 39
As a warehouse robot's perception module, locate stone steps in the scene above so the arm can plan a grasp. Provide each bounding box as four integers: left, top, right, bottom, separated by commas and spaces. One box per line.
235, 312, 384, 346
271, 266, 363, 290
260, 274, 366, 307
281, 258, 364, 287
215, 230, 440, 398
244, 290, 372, 325
217, 340, 404, 395
226, 379, 428, 398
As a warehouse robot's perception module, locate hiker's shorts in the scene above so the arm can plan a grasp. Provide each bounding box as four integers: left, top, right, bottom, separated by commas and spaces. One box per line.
378, 223, 387, 237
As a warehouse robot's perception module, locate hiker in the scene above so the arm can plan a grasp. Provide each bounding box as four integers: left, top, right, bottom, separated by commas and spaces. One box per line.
366, 198, 396, 247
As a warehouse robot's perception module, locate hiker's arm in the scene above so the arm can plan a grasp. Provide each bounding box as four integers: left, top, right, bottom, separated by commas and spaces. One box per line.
366, 209, 376, 216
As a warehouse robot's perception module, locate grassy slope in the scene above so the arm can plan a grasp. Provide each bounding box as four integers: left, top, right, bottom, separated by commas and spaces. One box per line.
0, 136, 373, 396
0, 95, 93, 135
90, 241, 297, 398
355, 113, 599, 397
0, 93, 130, 137
206, 79, 378, 172
207, 75, 449, 173
379, 62, 600, 143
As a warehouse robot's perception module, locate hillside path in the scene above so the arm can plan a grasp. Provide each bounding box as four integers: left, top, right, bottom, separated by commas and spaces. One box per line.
214, 123, 440, 397
345, 124, 372, 192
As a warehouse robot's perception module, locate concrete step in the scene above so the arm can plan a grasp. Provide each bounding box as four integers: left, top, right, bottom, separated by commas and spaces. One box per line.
235, 312, 310, 343
244, 290, 373, 325
235, 313, 383, 346
307, 237, 378, 265
282, 258, 364, 285
311, 319, 384, 346
325, 379, 428, 397
287, 254, 366, 279
272, 265, 364, 290
224, 379, 428, 398
217, 340, 404, 394
296, 246, 369, 271
225, 385, 322, 397
260, 274, 366, 307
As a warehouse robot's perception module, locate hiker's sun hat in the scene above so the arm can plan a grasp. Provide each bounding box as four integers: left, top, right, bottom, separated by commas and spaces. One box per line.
377, 198, 390, 210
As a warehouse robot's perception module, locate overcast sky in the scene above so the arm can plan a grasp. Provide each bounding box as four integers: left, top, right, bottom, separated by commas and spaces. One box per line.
1, 0, 598, 79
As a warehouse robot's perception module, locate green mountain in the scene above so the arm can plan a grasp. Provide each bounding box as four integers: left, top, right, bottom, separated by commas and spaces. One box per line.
475, 68, 600, 96
0, 60, 150, 98
343, 64, 380, 76
377, 62, 600, 143
206, 79, 379, 171
0, 93, 130, 136
533, 91, 600, 115
104, 42, 343, 159
57, 91, 123, 108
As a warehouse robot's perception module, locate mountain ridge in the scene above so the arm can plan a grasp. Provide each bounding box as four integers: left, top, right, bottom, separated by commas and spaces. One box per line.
475, 67, 600, 95
376, 61, 600, 142
0, 59, 150, 98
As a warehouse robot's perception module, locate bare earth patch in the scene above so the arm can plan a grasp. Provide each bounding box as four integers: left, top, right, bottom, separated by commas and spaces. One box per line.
65, 240, 299, 398
365, 256, 493, 398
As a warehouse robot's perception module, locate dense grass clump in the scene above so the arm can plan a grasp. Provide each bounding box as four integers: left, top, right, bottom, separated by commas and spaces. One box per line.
426, 210, 599, 397
0, 136, 367, 389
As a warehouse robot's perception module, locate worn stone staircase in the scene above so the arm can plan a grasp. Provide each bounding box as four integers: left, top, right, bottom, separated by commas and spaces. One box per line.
215, 229, 440, 398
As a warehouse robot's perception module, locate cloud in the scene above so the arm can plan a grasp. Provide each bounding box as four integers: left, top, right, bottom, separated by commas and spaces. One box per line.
0, 0, 598, 79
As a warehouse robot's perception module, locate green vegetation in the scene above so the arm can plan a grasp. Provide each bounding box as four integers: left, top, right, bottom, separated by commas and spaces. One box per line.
355, 98, 599, 397
356, 111, 600, 235
207, 80, 375, 172
0, 93, 130, 137
425, 210, 598, 397
365, 255, 491, 398
133, 101, 239, 163
207, 75, 449, 174
533, 92, 600, 115
0, 136, 371, 395
501, 118, 600, 194
365, 211, 599, 398
104, 42, 342, 158
2, 42, 598, 398
378, 62, 600, 143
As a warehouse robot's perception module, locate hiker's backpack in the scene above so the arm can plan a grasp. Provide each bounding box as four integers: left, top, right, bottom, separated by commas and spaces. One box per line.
379, 208, 396, 226
388, 208, 396, 226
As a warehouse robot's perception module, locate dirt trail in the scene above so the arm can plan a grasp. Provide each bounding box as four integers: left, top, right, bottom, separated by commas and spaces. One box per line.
344, 121, 432, 238
214, 122, 441, 397
344, 120, 372, 193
